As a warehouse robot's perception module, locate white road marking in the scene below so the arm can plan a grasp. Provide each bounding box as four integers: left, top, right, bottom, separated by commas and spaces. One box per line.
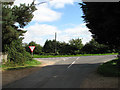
67, 61, 76, 68
67, 57, 79, 69
76, 57, 79, 60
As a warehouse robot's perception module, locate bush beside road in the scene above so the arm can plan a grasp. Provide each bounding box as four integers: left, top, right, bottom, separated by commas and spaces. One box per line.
97, 58, 120, 77
1, 59, 41, 71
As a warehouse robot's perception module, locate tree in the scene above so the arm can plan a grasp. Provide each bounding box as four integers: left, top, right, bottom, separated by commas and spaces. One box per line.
58, 42, 72, 55
82, 39, 113, 54
2, 1, 36, 52
80, 2, 120, 49
69, 38, 83, 54
43, 40, 60, 54
2, 1, 37, 64
25, 41, 43, 55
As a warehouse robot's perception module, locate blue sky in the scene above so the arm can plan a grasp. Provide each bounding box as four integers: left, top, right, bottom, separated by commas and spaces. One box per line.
14, 0, 92, 46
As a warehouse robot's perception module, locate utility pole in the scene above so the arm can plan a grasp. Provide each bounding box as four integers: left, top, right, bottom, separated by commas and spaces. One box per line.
55, 32, 57, 54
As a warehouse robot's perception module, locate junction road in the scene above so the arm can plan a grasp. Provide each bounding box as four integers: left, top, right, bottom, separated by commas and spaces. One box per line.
3, 55, 116, 88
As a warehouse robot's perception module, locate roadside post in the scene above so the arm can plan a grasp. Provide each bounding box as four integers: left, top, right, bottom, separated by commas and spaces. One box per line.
29, 46, 35, 58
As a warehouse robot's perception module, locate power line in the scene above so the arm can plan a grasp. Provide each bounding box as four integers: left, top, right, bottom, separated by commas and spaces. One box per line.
35, 0, 53, 6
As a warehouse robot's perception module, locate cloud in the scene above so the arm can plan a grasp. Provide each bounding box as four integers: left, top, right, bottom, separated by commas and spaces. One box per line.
14, 0, 62, 22
49, 0, 81, 8
32, 5, 62, 22
23, 23, 92, 46
23, 23, 61, 45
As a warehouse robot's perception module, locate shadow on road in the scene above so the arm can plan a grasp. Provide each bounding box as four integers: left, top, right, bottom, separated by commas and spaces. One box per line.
3, 63, 101, 88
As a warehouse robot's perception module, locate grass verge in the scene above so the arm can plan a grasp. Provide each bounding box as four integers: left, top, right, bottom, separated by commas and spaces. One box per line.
34, 53, 118, 58
97, 58, 120, 77
1, 59, 41, 70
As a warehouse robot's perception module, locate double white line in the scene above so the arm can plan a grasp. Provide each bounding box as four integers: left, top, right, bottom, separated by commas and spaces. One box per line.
67, 57, 79, 69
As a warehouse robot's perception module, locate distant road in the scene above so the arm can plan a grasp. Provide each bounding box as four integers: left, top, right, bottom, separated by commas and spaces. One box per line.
3, 55, 116, 88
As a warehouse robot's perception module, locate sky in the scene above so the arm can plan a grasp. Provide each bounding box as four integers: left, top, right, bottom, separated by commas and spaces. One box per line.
14, 0, 92, 46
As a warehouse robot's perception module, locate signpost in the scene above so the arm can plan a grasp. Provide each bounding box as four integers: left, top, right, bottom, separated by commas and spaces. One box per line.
29, 46, 35, 57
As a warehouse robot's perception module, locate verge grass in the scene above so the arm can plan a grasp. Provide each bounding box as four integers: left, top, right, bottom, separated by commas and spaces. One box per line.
97, 58, 120, 77
34, 53, 118, 58
1, 59, 41, 70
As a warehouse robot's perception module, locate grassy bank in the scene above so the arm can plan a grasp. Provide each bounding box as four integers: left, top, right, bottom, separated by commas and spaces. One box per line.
97, 58, 120, 77
1, 59, 41, 70
33, 53, 118, 58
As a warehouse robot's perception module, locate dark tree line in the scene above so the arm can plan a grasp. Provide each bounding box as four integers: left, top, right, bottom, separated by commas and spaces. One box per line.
25, 38, 116, 55
80, 2, 120, 51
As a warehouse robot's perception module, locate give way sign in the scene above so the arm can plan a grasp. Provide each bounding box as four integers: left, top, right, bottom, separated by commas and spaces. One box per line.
29, 46, 35, 52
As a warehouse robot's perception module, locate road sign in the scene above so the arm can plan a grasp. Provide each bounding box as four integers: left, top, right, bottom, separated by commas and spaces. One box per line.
29, 46, 35, 52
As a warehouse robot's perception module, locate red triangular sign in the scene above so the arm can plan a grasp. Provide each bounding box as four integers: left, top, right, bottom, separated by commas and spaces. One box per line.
29, 46, 35, 52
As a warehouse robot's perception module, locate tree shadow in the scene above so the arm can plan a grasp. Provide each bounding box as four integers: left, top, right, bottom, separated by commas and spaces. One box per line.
3, 63, 102, 88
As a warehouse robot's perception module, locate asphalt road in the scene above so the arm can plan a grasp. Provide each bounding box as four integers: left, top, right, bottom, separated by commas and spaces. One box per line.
3, 55, 116, 88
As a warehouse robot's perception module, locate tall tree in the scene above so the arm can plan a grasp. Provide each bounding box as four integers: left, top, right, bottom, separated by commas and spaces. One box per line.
80, 2, 120, 50
43, 40, 60, 54
82, 39, 113, 54
69, 38, 83, 54
1, 1, 37, 64
43, 40, 55, 54
2, 1, 37, 52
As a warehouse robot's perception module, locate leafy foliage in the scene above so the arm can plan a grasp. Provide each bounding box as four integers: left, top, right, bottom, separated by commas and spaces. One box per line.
42, 38, 116, 55
25, 41, 43, 55
69, 38, 83, 54
2, 2, 37, 51
82, 39, 115, 54
97, 59, 119, 77
2, 1, 37, 64
5, 39, 32, 65
80, 2, 120, 48
43, 40, 56, 54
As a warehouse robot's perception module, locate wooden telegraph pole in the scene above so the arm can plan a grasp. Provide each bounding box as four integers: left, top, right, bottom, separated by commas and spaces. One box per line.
55, 32, 57, 55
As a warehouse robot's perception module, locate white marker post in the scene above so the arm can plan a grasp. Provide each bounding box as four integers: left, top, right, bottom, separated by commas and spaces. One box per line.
29, 46, 35, 58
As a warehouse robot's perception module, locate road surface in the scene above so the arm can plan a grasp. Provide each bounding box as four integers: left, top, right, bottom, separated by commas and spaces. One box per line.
3, 55, 116, 88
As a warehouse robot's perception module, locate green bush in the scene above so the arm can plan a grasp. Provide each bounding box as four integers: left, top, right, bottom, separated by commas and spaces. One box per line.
97, 59, 119, 77
2, 59, 41, 70
6, 39, 32, 65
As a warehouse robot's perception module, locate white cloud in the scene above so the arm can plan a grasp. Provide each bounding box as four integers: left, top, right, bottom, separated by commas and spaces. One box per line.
49, 0, 81, 8
64, 24, 91, 36
49, 0, 74, 8
23, 23, 61, 45
13, 0, 82, 23
32, 5, 62, 22
23, 23, 92, 46
14, 0, 62, 22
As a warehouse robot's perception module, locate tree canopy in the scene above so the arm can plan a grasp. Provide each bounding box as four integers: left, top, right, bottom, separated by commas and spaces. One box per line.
80, 2, 120, 49
69, 38, 83, 54
2, 1, 37, 52
1, 1, 37, 64
82, 39, 115, 54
